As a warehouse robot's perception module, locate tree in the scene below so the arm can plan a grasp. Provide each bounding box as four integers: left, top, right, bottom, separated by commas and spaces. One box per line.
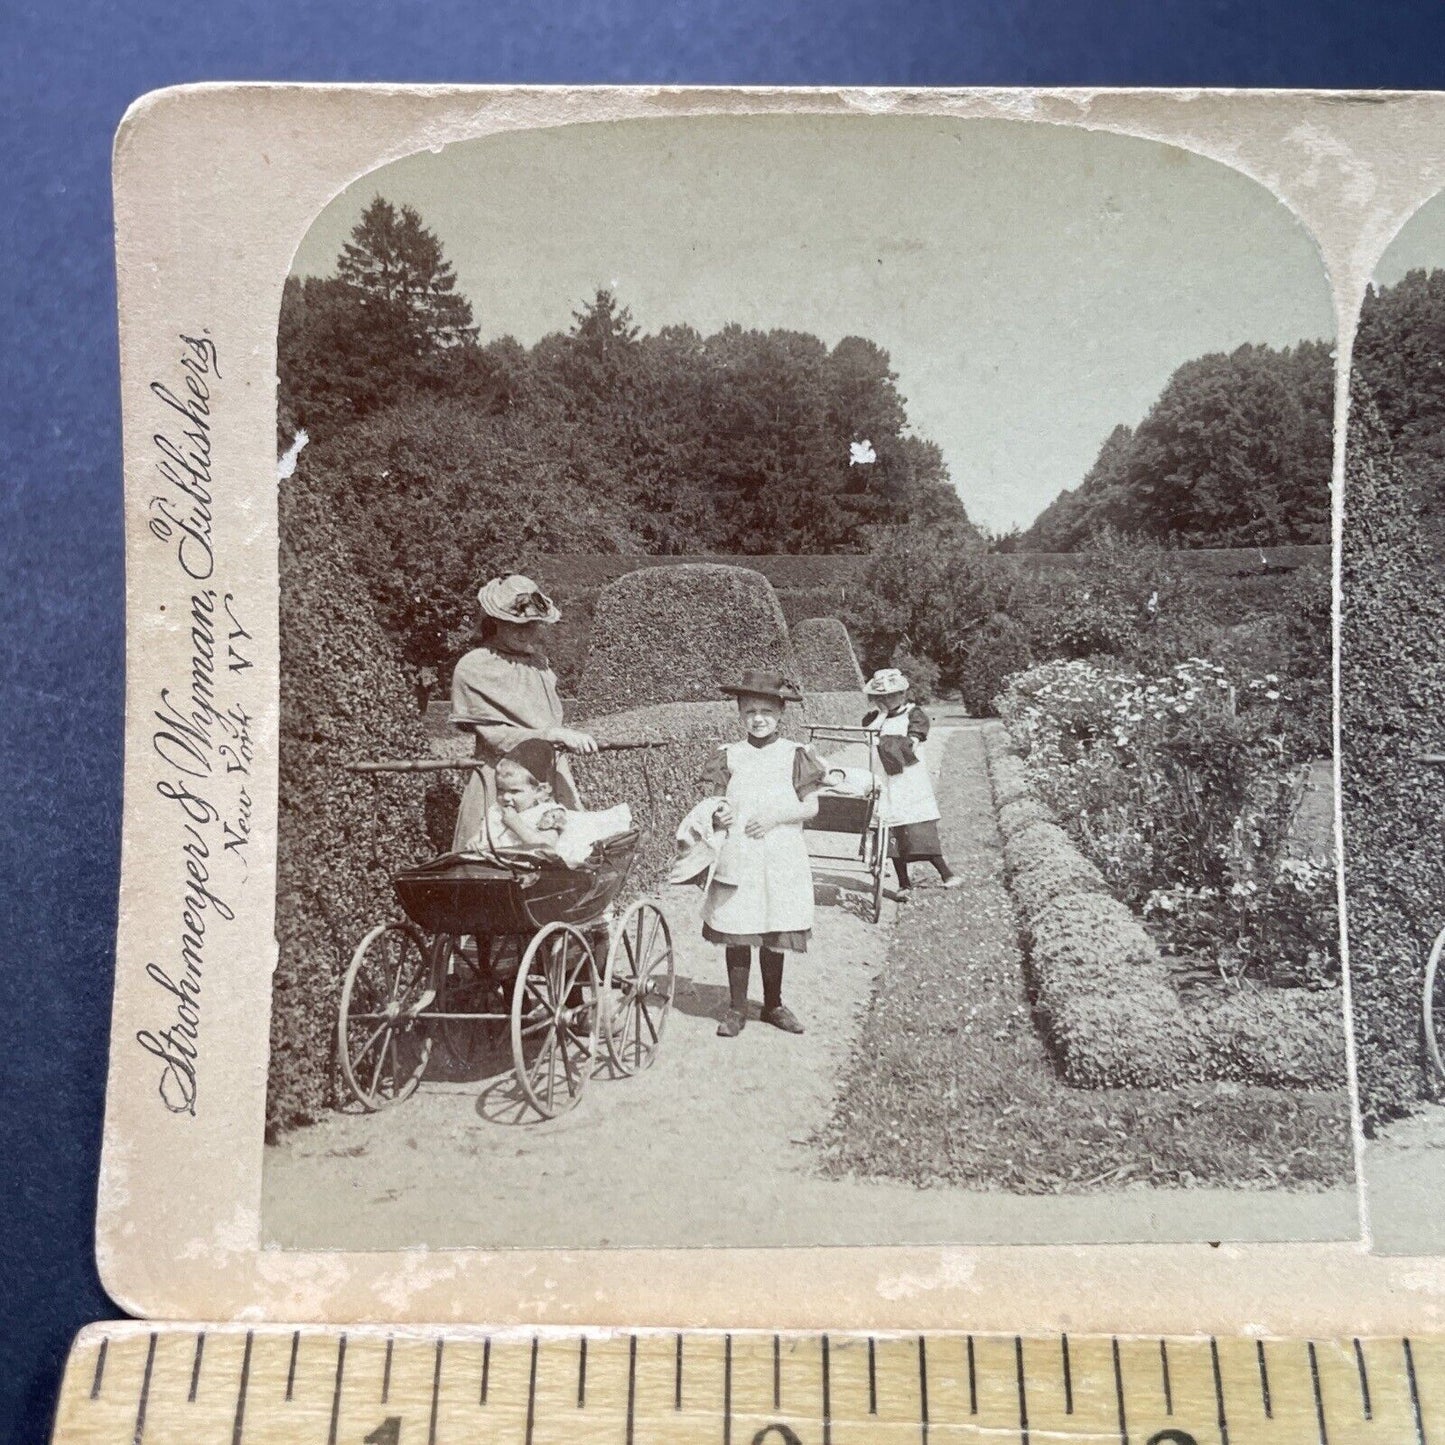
337, 196, 478, 351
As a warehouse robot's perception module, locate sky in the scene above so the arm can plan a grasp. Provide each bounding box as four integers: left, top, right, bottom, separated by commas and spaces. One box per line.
292, 115, 1334, 535
1375, 189, 1445, 286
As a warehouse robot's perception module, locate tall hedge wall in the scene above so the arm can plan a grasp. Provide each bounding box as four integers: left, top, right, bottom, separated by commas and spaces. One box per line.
577, 692, 861, 895
271, 477, 433, 1137
1341, 390, 1445, 1131
574, 564, 798, 716
792, 617, 865, 693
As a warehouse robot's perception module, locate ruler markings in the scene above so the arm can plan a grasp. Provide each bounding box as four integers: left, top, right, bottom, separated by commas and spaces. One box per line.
1210, 1336, 1229, 1445
1255, 1339, 1272, 1419
480, 1335, 490, 1405
188, 1333, 205, 1404
1406, 1337, 1428, 1445
967, 1334, 977, 1415
1061, 1333, 1074, 1416
132, 1332, 157, 1445
285, 1331, 299, 1403
1014, 1334, 1029, 1445
89, 1337, 107, 1401
821, 1332, 832, 1445
725, 1333, 733, 1445
232, 1330, 254, 1445
1353, 1337, 1372, 1419
919, 1334, 930, 1444
1112, 1337, 1129, 1445
1308, 1341, 1329, 1445
1159, 1338, 1173, 1416
427, 1338, 443, 1445
773, 1332, 781, 1410
675, 1331, 683, 1410
867, 1335, 877, 1415
578, 1334, 588, 1408
381, 1335, 392, 1405
525, 1335, 538, 1445
626, 1333, 637, 1445
324, 1333, 344, 1445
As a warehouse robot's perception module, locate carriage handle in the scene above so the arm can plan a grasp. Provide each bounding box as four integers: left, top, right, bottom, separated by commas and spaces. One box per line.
1421, 755, 1445, 766
341, 741, 671, 774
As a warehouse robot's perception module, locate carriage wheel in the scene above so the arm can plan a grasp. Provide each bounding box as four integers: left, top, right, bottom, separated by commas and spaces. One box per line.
435, 934, 513, 1072
1425, 926, 1445, 1083
510, 923, 599, 1120
602, 902, 676, 1075
866, 823, 888, 924
338, 921, 434, 1110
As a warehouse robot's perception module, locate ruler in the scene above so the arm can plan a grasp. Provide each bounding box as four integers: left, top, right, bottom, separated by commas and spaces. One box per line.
49, 1323, 1443, 1444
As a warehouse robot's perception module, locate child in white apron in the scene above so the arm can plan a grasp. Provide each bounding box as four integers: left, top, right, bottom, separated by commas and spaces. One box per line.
862, 668, 960, 901
699, 669, 826, 1038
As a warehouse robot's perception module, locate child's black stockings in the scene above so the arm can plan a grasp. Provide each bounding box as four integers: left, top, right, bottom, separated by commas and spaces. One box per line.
893, 856, 955, 889
725, 945, 786, 1012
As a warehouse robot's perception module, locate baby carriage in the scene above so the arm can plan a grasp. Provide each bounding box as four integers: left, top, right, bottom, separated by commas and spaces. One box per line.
801, 724, 890, 924
337, 750, 675, 1121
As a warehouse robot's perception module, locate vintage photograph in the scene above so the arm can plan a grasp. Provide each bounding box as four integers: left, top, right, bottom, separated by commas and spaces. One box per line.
1343, 192, 1445, 1255
258, 114, 1354, 1251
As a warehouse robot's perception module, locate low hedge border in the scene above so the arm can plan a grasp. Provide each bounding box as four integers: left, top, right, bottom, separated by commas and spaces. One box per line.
983, 722, 1345, 1090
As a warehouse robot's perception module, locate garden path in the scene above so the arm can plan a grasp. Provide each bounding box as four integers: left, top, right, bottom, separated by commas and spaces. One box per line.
262, 721, 1354, 1252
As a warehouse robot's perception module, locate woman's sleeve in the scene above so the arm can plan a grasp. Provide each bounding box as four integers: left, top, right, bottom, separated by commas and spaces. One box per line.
451, 651, 546, 749
907, 706, 931, 743
861, 708, 878, 728
699, 748, 731, 795
793, 745, 827, 799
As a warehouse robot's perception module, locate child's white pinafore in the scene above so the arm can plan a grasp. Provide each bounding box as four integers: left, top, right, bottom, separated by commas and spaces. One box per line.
702, 738, 814, 950
867, 703, 941, 828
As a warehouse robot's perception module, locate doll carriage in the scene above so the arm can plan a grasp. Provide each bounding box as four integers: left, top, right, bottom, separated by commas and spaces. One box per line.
802, 724, 890, 925
337, 749, 675, 1121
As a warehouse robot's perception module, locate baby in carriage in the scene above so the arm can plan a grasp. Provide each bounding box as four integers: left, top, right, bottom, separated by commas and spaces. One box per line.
472, 739, 632, 867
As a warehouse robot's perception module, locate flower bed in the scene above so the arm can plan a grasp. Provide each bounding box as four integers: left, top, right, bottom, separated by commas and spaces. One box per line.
984, 722, 1345, 1091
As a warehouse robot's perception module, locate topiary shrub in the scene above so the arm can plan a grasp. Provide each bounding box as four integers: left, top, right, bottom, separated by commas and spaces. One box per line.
778, 587, 848, 628
272, 478, 434, 1137
997, 796, 1057, 841
1004, 820, 1083, 877
575, 564, 798, 715
1185, 989, 1347, 1089
792, 617, 865, 693
1341, 388, 1445, 1130
990, 753, 1032, 809
1010, 850, 1109, 921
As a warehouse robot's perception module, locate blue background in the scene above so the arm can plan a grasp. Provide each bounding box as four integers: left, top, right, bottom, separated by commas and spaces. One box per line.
5, 2, 1445, 1439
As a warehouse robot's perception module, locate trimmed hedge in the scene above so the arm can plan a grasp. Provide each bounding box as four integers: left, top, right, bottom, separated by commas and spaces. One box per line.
271, 476, 433, 1137
576, 692, 860, 895
984, 722, 1344, 1090
1340, 389, 1445, 1129
778, 587, 848, 627
989, 753, 1032, 809
997, 796, 1057, 841
574, 564, 798, 716
792, 616, 865, 693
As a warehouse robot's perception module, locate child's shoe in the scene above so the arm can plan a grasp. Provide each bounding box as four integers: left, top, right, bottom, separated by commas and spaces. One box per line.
717, 1008, 747, 1038
939, 877, 963, 890
895, 888, 913, 904
761, 1004, 805, 1035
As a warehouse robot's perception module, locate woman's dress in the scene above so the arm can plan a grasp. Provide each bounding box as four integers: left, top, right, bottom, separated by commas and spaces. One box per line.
448, 643, 580, 852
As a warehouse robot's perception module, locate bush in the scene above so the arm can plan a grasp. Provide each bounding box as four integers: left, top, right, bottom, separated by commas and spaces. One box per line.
778, 588, 848, 628
1341, 389, 1445, 1129
989, 752, 1032, 808
997, 796, 1056, 840
576, 692, 861, 895
1004, 819, 1085, 876
889, 644, 939, 702
271, 480, 434, 1137
960, 613, 1033, 716
1186, 989, 1347, 1089
575, 564, 797, 715
1009, 851, 1109, 921
791, 617, 864, 692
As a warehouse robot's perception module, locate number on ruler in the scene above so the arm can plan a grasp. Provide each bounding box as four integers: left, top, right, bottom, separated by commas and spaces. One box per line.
752, 1428, 804, 1445
1146, 1432, 1199, 1445
364, 1419, 402, 1444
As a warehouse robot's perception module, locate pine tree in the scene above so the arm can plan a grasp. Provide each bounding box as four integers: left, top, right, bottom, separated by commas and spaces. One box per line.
337, 197, 478, 351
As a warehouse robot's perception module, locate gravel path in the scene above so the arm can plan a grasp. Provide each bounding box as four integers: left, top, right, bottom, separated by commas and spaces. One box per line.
262, 722, 1355, 1250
